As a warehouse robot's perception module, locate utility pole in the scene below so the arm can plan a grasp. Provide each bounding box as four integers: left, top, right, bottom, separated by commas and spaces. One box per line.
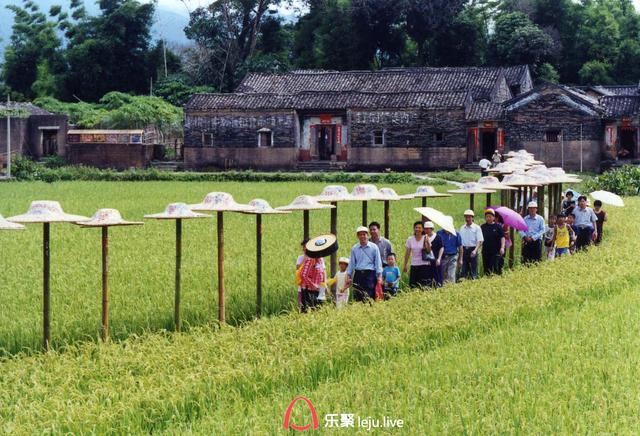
580, 123, 583, 173
6, 95, 10, 178
163, 39, 168, 78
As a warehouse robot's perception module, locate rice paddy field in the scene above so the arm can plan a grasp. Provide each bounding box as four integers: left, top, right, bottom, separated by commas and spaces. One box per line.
0, 179, 638, 433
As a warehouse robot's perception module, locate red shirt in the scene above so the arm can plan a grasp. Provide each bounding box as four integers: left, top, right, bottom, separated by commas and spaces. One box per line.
300, 257, 325, 291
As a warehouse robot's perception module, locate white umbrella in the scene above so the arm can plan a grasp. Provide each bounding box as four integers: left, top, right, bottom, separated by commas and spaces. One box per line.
590, 190, 624, 207
414, 207, 457, 235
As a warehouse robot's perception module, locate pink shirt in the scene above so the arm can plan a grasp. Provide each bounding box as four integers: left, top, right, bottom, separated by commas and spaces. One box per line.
406, 235, 429, 266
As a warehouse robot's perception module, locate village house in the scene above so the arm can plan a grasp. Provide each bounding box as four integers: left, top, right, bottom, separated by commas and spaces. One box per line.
183, 65, 640, 172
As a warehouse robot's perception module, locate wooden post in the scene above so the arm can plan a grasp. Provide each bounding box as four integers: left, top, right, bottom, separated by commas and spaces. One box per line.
217, 211, 225, 323
361, 201, 367, 226
330, 203, 337, 280
101, 226, 109, 342
43, 223, 51, 351
538, 186, 545, 220
303, 210, 310, 241
175, 218, 182, 332
469, 194, 475, 212
421, 197, 427, 221
509, 190, 515, 268
549, 184, 555, 217
256, 214, 262, 318
486, 193, 492, 209
383, 200, 390, 239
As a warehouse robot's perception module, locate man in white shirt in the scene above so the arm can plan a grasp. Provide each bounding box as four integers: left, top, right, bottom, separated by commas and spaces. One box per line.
573, 195, 598, 251
458, 209, 484, 280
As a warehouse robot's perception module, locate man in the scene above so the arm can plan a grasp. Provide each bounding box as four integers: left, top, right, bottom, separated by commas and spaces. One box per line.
458, 209, 484, 280
436, 223, 462, 284
480, 208, 505, 275
369, 221, 393, 266
478, 158, 492, 176
346, 226, 383, 302
519, 201, 545, 264
573, 195, 598, 251
492, 149, 502, 167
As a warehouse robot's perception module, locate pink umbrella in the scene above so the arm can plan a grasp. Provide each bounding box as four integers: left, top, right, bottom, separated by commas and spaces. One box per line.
494, 206, 528, 232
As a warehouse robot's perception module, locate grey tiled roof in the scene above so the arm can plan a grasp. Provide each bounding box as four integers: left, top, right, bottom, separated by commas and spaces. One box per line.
186, 91, 470, 111
236, 67, 507, 100
467, 102, 504, 121
601, 96, 640, 117
502, 65, 529, 86
0, 102, 52, 116
592, 85, 639, 96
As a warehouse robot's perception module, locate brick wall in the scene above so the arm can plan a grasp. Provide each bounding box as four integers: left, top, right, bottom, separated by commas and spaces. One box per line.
0, 118, 29, 165
184, 147, 298, 170
348, 146, 466, 170
66, 143, 153, 169
28, 115, 69, 158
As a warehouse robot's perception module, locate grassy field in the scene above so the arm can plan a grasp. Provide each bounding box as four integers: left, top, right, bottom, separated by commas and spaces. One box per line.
0, 180, 494, 354
0, 191, 635, 433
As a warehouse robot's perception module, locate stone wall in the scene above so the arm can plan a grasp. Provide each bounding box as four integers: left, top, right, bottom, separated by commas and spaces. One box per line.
28, 115, 69, 158
517, 140, 601, 171
184, 147, 298, 170
66, 143, 153, 169
184, 110, 296, 149
0, 118, 29, 165
347, 146, 466, 170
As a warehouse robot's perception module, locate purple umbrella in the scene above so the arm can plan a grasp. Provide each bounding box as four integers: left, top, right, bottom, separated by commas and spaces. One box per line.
494, 206, 528, 232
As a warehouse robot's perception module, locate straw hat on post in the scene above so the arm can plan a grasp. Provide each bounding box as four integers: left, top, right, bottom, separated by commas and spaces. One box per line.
400, 185, 451, 221
376, 187, 403, 240
145, 203, 211, 332
0, 213, 24, 230
7, 201, 88, 351
276, 195, 334, 241
448, 182, 496, 211
75, 209, 143, 342
350, 184, 383, 226
242, 199, 290, 318
190, 192, 252, 324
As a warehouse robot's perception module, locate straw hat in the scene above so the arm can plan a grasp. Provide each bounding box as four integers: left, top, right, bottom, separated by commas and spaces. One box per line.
356, 225, 369, 234
76, 209, 143, 227
502, 174, 542, 187
243, 199, 290, 215
424, 221, 435, 229
377, 187, 402, 201
0, 213, 25, 230
7, 201, 88, 223
484, 208, 496, 216
546, 168, 583, 184
276, 195, 335, 211
315, 185, 357, 202
486, 162, 517, 174
190, 192, 253, 212
527, 201, 538, 208
400, 185, 451, 199
350, 184, 383, 200
463, 209, 475, 216
145, 203, 211, 220
448, 182, 496, 195
305, 234, 339, 259
338, 256, 350, 264
477, 176, 517, 191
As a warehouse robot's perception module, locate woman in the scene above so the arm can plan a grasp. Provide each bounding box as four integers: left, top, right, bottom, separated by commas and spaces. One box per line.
423, 221, 444, 287
403, 221, 430, 288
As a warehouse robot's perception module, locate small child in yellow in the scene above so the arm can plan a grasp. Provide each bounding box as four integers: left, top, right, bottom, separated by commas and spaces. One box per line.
327, 257, 350, 309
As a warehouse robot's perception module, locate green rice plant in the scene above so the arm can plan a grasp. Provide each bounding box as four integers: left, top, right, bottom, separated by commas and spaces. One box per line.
0, 196, 633, 433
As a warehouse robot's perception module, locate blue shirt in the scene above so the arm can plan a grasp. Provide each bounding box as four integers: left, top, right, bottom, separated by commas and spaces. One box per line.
519, 214, 545, 240
382, 266, 400, 285
437, 229, 462, 255
573, 206, 598, 228
347, 241, 383, 277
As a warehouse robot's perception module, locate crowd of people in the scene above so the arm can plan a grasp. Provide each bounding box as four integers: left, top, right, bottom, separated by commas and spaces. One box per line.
295, 191, 608, 313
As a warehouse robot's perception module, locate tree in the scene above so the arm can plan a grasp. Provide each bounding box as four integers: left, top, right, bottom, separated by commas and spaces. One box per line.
489, 12, 555, 67
614, 39, 640, 84
535, 62, 560, 83
578, 60, 614, 85
433, 5, 489, 67
2, 0, 66, 99
62, 0, 159, 101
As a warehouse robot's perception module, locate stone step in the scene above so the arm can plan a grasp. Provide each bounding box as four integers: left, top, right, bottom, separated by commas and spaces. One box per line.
294, 160, 347, 172
151, 160, 183, 171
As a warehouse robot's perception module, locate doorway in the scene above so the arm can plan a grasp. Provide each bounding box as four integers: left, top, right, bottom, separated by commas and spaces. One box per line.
619, 128, 636, 159
42, 130, 58, 156
481, 129, 496, 159
317, 125, 335, 160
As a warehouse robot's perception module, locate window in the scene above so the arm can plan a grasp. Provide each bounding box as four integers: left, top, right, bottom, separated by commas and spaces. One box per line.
433, 132, 444, 142
258, 129, 273, 147
202, 132, 213, 147
509, 85, 521, 96
372, 130, 385, 146
545, 129, 561, 143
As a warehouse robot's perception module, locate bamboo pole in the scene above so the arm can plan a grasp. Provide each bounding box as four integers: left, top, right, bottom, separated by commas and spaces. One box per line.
303, 210, 310, 241
361, 201, 367, 226
469, 194, 475, 212
217, 211, 225, 323
330, 203, 337, 280
538, 186, 545, 220
509, 190, 515, 268
421, 197, 427, 222
101, 226, 109, 342
486, 193, 492, 209
43, 223, 50, 351
256, 214, 262, 318
383, 200, 390, 239
175, 218, 182, 331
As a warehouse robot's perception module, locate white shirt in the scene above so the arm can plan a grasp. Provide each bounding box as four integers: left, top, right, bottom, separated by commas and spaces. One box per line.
479, 158, 491, 169
459, 223, 484, 247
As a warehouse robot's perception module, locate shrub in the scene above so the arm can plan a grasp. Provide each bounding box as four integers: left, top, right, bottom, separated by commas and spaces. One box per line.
584, 165, 640, 195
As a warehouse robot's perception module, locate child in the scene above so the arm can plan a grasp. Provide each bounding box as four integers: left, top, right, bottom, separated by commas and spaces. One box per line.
295, 239, 308, 311
593, 200, 607, 245
567, 213, 578, 254
382, 253, 401, 299
327, 257, 351, 309
552, 214, 575, 258
544, 214, 557, 260
561, 191, 576, 215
